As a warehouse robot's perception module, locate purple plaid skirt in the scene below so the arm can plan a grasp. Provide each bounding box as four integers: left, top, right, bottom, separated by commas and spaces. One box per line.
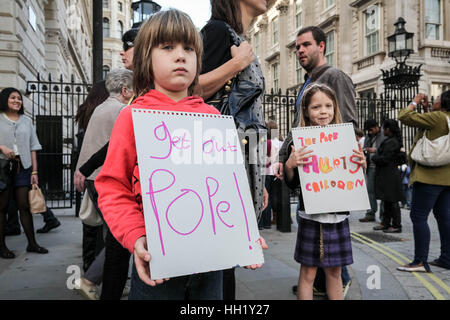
294, 217, 353, 268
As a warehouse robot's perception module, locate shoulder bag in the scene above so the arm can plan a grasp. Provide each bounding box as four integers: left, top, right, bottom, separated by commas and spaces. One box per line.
410, 116, 450, 167
205, 23, 265, 133
78, 193, 103, 226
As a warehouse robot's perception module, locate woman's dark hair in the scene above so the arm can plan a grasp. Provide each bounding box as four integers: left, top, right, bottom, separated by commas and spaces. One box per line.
0, 87, 25, 114
440, 90, 450, 111
210, 0, 243, 34
75, 80, 109, 131
383, 119, 403, 146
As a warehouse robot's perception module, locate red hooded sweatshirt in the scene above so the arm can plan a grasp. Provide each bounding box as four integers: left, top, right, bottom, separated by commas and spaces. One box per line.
95, 90, 221, 253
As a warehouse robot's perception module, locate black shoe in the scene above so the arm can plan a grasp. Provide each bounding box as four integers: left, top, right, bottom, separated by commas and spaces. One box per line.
37, 221, 61, 233
429, 259, 450, 270
26, 245, 49, 254
5, 229, 21, 236
383, 227, 402, 233
0, 249, 15, 259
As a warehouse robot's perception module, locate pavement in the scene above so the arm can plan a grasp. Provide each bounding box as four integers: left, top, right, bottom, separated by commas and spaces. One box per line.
1, 201, 449, 300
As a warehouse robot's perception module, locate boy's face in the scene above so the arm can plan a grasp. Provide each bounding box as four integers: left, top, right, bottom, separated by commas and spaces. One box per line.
151, 42, 197, 100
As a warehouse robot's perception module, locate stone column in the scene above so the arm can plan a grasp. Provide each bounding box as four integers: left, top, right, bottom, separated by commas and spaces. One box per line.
277, 0, 289, 93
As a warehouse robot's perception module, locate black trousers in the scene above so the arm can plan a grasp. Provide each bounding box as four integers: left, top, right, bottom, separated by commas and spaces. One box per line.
223, 268, 236, 300
382, 201, 402, 229
85, 180, 131, 300
101, 229, 131, 300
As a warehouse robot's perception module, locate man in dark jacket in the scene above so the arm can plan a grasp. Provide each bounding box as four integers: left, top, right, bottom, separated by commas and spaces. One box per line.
360, 119, 386, 223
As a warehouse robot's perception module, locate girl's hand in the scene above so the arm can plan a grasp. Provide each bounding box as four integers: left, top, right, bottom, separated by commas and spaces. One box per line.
286, 145, 313, 170
244, 237, 268, 270
134, 236, 169, 286
352, 144, 367, 171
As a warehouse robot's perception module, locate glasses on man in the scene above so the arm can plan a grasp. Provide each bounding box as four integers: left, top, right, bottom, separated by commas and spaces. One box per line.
123, 41, 134, 52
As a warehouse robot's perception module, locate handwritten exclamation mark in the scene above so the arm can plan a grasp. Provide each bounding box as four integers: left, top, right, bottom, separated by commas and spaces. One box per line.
233, 172, 252, 250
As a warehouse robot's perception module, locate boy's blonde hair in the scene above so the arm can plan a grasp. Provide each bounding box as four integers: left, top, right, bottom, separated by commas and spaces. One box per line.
299, 83, 342, 127
132, 9, 203, 97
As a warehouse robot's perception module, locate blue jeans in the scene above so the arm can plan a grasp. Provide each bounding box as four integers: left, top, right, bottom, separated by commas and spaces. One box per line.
410, 182, 450, 266
402, 184, 412, 208
129, 261, 223, 300
365, 167, 378, 218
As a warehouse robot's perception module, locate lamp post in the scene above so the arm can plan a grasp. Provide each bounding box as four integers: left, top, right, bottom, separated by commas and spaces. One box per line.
381, 17, 422, 101
131, 0, 161, 28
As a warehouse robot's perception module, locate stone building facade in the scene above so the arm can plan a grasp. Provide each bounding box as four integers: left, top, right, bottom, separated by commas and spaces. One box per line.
102, 0, 133, 78
0, 0, 93, 113
248, 0, 450, 98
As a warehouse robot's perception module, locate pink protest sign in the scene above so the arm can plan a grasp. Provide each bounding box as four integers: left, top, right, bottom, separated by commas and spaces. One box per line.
132, 109, 264, 279
292, 123, 371, 214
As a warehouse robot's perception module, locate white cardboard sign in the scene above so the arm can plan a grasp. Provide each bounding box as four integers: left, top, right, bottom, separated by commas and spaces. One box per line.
132, 109, 264, 279
292, 123, 371, 214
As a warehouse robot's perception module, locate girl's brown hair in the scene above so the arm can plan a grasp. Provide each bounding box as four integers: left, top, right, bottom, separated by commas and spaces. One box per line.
132, 9, 203, 97
299, 83, 342, 127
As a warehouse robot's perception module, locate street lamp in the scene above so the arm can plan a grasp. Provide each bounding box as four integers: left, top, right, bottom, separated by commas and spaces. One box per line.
381, 17, 422, 100
131, 0, 161, 28
387, 17, 414, 65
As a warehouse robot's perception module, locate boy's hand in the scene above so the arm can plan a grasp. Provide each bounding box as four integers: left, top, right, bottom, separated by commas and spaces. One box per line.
134, 236, 169, 286
244, 237, 268, 270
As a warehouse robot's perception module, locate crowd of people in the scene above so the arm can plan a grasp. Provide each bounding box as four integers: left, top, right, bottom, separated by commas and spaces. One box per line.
0, 0, 449, 301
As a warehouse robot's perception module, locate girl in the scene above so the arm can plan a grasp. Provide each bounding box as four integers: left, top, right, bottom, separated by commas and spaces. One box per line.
284, 84, 366, 300
372, 119, 404, 234
0, 87, 48, 259
95, 9, 265, 300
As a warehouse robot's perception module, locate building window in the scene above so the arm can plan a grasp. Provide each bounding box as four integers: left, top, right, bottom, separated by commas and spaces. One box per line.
103, 0, 109, 9
359, 88, 375, 99
296, 56, 302, 84
118, 1, 123, 12
28, 5, 37, 31
272, 63, 279, 92
103, 18, 110, 38
254, 32, 260, 57
295, 0, 302, 29
431, 83, 450, 99
103, 66, 110, 80
118, 21, 124, 38
364, 5, 380, 56
325, 31, 335, 66
324, 0, 334, 9
272, 17, 278, 45
425, 0, 441, 40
